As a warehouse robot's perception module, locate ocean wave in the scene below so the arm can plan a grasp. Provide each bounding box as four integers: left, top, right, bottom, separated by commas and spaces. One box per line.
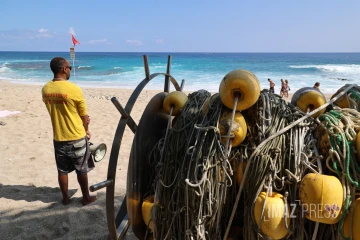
1, 59, 48, 63
0, 66, 12, 73
1, 61, 48, 69
289, 64, 360, 73
77, 66, 92, 69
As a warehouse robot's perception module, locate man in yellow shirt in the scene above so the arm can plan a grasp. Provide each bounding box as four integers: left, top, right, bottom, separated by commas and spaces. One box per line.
42, 57, 96, 206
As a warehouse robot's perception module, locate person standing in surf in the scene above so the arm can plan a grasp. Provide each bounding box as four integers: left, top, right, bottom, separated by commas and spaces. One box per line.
280, 79, 286, 97
284, 79, 290, 98
268, 78, 275, 94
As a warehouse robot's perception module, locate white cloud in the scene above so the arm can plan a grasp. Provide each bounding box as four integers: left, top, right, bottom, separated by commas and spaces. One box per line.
0, 29, 56, 39
126, 40, 144, 46
88, 39, 112, 45
156, 39, 164, 44
36, 28, 53, 38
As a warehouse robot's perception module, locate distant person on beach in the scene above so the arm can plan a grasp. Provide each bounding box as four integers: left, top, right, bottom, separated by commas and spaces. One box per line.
284, 79, 290, 98
314, 82, 320, 90
42, 57, 96, 206
268, 78, 275, 93
280, 79, 285, 97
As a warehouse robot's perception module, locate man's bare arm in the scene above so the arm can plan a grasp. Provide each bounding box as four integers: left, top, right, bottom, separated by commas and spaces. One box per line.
81, 115, 91, 139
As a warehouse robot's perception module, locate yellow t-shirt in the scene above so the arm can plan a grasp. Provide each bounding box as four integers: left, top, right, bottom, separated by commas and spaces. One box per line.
42, 80, 87, 141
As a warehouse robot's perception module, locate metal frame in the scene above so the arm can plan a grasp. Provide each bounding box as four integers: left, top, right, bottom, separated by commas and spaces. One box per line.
90, 55, 185, 240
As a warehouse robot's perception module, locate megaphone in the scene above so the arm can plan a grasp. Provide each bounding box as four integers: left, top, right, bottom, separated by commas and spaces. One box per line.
89, 142, 107, 162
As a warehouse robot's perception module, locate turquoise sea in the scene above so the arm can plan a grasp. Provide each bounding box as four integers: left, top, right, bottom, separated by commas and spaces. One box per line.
1, 52, 360, 93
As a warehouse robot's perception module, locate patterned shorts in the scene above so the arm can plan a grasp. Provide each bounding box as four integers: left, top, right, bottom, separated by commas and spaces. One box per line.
53, 137, 95, 175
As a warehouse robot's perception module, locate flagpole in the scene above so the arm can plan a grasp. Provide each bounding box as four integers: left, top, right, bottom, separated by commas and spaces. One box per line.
70, 45, 76, 84
70, 34, 80, 84
73, 57, 76, 84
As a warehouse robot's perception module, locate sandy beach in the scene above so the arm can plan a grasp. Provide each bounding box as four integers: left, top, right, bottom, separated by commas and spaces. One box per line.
0, 80, 160, 240
0, 80, 334, 240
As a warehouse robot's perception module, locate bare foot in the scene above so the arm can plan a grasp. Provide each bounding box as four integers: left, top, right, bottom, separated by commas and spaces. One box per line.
82, 196, 97, 206
62, 197, 71, 205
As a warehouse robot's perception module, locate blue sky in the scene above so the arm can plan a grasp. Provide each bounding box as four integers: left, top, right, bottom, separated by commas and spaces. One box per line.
0, 0, 359, 52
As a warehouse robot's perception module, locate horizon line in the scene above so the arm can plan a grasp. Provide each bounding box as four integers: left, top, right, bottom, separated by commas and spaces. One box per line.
1, 51, 360, 54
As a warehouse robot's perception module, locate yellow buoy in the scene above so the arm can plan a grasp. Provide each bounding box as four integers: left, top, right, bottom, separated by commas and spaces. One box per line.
219, 69, 260, 111
291, 87, 326, 118
142, 195, 155, 231
218, 108, 247, 147
254, 192, 290, 239
331, 85, 354, 108
163, 91, 188, 116
127, 195, 142, 225
343, 198, 360, 240
299, 173, 343, 224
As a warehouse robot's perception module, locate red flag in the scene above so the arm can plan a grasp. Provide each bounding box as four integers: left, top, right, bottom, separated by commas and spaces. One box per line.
72, 35, 80, 46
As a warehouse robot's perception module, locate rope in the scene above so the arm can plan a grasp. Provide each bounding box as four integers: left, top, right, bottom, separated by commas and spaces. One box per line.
145, 84, 360, 240
152, 90, 235, 239
224, 84, 357, 240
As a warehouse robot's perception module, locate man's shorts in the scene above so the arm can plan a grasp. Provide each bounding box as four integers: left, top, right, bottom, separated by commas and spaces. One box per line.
53, 137, 95, 175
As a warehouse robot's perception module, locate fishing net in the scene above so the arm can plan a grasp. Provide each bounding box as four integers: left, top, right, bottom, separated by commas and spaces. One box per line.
138, 84, 360, 240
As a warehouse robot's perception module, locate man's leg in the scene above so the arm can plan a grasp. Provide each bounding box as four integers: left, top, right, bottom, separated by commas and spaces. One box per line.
58, 173, 71, 205
77, 173, 97, 206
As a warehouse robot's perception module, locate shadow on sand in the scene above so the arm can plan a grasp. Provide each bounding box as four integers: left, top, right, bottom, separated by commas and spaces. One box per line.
0, 184, 134, 240
0, 183, 77, 203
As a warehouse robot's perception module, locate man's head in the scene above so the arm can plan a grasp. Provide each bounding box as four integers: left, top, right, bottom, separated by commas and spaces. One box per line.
268, 79, 271, 82
315, 82, 320, 87
50, 57, 71, 80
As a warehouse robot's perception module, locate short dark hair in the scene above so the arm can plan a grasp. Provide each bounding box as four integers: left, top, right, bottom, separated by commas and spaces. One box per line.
50, 57, 67, 74
315, 82, 320, 86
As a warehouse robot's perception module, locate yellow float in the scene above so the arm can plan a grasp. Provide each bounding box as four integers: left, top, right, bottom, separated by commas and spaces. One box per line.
219, 69, 260, 111
343, 198, 360, 240
299, 173, 343, 224
218, 108, 247, 147
291, 87, 327, 118
127, 196, 143, 226
163, 91, 188, 116
142, 195, 155, 231
331, 86, 352, 108
254, 191, 290, 239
